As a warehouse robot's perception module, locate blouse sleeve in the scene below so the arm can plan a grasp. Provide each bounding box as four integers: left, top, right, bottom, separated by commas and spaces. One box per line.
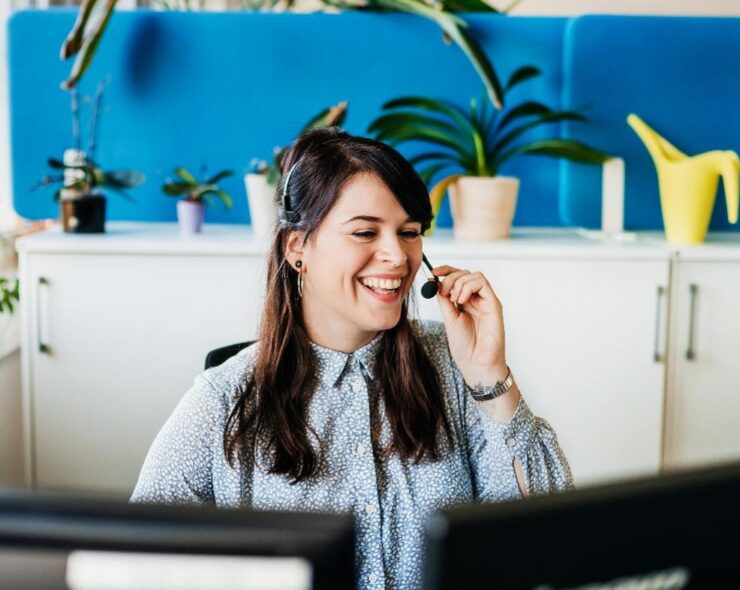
433, 322, 574, 501
130, 373, 228, 505
459, 373, 575, 502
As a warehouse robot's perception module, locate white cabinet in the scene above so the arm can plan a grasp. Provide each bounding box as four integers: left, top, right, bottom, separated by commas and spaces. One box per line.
19, 223, 740, 495
416, 251, 670, 486
664, 257, 740, 469
18, 224, 267, 492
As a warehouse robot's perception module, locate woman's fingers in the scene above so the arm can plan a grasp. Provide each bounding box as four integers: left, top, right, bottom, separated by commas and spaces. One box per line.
433, 266, 497, 306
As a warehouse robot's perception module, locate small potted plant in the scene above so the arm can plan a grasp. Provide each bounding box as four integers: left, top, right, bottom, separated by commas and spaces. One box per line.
246, 101, 348, 239
368, 65, 611, 240
163, 166, 234, 235
33, 83, 145, 233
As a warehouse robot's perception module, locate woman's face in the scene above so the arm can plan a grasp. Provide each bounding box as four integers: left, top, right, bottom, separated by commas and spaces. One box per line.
292, 172, 424, 351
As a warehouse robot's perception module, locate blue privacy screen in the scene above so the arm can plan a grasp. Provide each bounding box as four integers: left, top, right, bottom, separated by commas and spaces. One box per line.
8, 10, 567, 227
560, 15, 740, 231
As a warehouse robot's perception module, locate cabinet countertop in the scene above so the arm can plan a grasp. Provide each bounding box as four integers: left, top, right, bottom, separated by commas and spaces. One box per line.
14, 222, 740, 262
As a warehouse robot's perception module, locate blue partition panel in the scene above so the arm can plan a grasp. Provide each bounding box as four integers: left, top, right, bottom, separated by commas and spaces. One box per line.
561, 15, 740, 231
8, 10, 566, 226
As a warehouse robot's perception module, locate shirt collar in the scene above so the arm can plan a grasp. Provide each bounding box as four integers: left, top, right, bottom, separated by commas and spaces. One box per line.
310, 331, 384, 388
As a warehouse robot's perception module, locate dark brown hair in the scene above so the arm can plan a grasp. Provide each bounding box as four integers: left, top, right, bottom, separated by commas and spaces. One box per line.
223, 127, 452, 483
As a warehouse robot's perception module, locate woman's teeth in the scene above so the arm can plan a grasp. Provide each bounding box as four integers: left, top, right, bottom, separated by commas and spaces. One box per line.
360, 277, 402, 293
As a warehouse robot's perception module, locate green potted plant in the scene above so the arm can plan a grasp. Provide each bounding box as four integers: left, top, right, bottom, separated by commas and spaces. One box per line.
33, 84, 145, 233
162, 166, 234, 234
368, 65, 611, 240
0, 277, 19, 317
246, 101, 348, 239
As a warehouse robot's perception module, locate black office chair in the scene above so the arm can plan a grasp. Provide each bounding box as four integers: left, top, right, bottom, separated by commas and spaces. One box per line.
204, 341, 255, 370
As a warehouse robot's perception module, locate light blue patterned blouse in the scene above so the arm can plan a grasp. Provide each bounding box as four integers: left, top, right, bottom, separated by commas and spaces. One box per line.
131, 320, 573, 590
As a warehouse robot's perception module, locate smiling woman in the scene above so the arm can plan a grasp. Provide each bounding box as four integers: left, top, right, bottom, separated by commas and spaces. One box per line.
131, 128, 573, 590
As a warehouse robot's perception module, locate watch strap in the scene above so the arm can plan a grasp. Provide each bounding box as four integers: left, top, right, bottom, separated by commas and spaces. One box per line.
468, 366, 514, 402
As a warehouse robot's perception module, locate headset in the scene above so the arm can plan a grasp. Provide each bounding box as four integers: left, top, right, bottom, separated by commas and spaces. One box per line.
420, 253, 440, 299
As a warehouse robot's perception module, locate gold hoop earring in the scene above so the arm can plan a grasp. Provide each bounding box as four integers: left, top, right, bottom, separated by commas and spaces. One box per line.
295, 260, 304, 298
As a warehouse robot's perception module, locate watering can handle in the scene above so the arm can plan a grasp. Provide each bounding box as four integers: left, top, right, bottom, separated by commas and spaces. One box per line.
719, 152, 739, 224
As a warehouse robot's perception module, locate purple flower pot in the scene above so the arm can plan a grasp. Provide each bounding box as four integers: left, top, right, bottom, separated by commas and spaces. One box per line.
177, 200, 205, 234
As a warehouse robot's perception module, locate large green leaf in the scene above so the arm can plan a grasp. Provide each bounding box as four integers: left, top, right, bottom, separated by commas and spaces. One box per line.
369, 111, 466, 145
60, 0, 98, 59
504, 65, 541, 91
495, 138, 611, 170
103, 170, 146, 188
162, 182, 193, 196
370, 0, 504, 108
408, 151, 458, 166
496, 101, 552, 132
205, 169, 234, 185
418, 162, 452, 185
61, 0, 118, 90
200, 188, 234, 210
380, 97, 475, 136
440, 0, 499, 13
373, 120, 476, 164
174, 166, 197, 184
490, 110, 587, 161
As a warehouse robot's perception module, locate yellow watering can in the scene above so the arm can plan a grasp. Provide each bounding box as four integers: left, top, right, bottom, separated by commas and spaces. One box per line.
627, 113, 739, 244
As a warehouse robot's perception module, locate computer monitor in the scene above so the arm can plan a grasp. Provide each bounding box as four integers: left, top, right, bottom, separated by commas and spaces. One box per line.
423, 462, 740, 590
0, 490, 355, 590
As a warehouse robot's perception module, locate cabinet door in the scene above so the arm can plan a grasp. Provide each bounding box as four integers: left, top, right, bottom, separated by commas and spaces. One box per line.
24, 253, 265, 493
414, 257, 669, 487
665, 261, 740, 469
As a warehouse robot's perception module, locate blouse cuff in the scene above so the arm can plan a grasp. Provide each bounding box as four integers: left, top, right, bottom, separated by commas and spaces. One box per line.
477, 397, 537, 459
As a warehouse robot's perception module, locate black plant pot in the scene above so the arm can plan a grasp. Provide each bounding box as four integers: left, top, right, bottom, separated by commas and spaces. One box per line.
60, 195, 106, 233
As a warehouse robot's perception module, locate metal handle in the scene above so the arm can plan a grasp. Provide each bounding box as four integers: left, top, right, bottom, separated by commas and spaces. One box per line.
37, 277, 50, 354
685, 283, 698, 361
653, 286, 665, 363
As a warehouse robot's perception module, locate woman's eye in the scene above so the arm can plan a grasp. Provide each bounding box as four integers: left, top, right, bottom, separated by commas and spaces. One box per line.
353, 231, 376, 239
401, 230, 421, 238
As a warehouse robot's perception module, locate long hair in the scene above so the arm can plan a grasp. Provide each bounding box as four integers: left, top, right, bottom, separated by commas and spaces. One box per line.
223, 127, 453, 483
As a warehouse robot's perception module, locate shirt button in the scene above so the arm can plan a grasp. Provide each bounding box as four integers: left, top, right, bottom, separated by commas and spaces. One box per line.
365, 504, 376, 515
351, 380, 363, 393
506, 437, 516, 448
368, 573, 377, 583
357, 444, 366, 456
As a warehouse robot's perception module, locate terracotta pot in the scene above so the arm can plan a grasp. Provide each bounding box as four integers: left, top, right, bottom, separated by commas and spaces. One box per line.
245, 173, 277, 241
177, 200, 205, 234
449, 176, 520, 240
59, 193, 106, 233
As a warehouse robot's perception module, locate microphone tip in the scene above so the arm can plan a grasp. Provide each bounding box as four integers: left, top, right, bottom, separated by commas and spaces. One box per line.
421, 280, 439, 299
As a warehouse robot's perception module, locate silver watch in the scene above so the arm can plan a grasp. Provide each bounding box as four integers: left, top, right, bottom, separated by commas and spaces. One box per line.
468, 367, 514, 401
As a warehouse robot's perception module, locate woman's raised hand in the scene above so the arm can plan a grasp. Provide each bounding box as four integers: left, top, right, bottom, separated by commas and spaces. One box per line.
431, 265, 508, 386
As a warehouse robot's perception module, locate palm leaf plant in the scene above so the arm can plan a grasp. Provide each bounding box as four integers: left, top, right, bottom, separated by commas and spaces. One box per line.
250, 101, 349, 185
162, 166, 235, 209
368, 65, 611, 235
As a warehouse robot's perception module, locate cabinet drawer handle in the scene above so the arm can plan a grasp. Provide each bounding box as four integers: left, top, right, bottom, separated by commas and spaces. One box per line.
685, 283, 698, 361
37, 276, 50, 354
653, 286, 665, 363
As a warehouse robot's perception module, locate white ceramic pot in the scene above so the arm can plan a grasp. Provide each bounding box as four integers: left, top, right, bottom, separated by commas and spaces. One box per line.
448, 176, 520, 240
245, 173, 277, 241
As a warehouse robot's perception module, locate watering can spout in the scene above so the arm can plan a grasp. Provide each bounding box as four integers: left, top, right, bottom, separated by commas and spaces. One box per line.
627, 113, 685, 168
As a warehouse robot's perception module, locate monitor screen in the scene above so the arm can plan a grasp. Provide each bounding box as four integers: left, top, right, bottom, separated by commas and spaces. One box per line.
0, 491, 355, 590
423, 462, 740, 590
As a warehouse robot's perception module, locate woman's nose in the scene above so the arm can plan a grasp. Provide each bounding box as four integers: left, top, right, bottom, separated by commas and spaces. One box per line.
377, 236, 408, 268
